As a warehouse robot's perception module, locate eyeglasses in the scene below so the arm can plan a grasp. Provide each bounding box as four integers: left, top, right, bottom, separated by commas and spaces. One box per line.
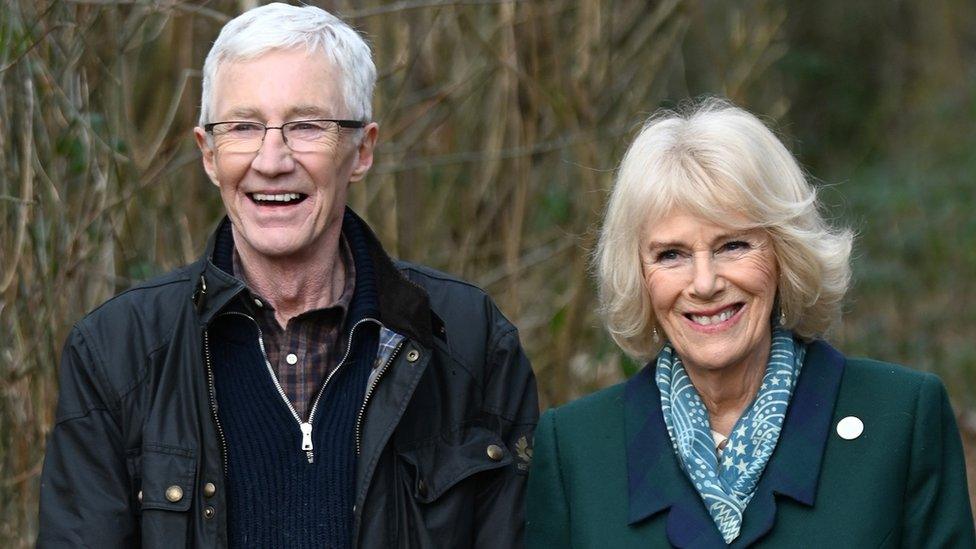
204, 119, 366, 153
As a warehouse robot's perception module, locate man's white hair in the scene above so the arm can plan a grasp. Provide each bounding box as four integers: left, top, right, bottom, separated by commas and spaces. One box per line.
198, 2, 376, 126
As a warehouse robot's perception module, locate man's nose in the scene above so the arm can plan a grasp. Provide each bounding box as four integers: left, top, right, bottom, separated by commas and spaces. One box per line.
251, 127, 295, 175
689, 252, 723, 298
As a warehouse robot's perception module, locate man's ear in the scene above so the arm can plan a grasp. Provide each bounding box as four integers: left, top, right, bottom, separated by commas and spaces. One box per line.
349, 122, 379, 182
194, 127, 220, 186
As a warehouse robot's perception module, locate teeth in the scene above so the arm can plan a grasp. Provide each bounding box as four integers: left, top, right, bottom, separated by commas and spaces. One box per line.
690, 307, 736, 326
253, 192, 302, 203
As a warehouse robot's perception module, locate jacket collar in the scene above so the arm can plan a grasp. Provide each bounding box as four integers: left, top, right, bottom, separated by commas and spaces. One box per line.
191, 208, 434, 349
624, 340, 846, 547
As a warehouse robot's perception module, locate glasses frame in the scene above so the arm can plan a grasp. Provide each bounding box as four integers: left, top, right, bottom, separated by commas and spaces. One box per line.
203, 118, 367, 153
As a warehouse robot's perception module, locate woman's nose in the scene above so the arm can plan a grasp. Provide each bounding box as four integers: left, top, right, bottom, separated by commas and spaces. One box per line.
690, 253, 723, 298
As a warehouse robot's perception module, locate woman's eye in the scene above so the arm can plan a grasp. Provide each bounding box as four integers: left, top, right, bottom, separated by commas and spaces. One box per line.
655, 249, 681, 262
719, 240, 750, 253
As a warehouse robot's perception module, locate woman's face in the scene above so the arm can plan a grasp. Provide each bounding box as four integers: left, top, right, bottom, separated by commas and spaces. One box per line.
640, 209, 779, 374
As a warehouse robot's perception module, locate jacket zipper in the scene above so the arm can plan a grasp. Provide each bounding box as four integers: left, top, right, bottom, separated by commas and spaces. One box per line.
354, 337, 407, 456
203, 329, 229, 476
215, 311, 379, 464
199, 274, 230, 476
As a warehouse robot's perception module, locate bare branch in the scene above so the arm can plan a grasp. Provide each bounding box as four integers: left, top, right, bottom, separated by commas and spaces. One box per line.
345, 0, 524, 19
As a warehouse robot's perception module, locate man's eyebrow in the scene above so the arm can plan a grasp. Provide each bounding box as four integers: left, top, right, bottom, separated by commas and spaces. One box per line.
223, 106, 263, 120
219, 105, 335, 121
286, 105, 333, 118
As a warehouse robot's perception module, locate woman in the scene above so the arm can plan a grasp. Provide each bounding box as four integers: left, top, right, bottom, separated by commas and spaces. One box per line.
526, 100, 975, 547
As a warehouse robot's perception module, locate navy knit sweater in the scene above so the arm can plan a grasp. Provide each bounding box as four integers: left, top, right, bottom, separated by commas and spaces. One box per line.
209, 212, 379, 548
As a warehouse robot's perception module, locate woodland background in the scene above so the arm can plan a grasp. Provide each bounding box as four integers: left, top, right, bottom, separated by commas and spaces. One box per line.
1, 0, 975, 543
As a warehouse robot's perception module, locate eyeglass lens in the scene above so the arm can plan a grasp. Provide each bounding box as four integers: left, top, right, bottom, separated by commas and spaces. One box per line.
210, 121, 342, 153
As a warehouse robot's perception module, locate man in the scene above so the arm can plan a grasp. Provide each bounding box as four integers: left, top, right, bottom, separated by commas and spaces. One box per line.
38, 3, 538, 547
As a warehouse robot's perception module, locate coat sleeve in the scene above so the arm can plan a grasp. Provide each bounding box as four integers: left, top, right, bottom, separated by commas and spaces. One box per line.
38, 325, 136, 548
902, 373, 976, 547
525, 408, 572, 548
473, 324, 540, 548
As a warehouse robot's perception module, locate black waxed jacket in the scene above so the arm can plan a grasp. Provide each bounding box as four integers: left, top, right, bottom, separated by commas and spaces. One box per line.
38, 210, 539, 548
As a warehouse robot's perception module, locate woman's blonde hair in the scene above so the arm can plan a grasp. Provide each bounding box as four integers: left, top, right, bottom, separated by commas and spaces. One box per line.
595, 98, 853, 361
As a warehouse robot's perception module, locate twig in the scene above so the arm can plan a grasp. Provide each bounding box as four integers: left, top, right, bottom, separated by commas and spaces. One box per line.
1, 460, 44, 488
144, 68, 200, 167
0, 195, 36, 204
373, 124, 632, 174
0, 78, 35, 294
345, 0, 524, 19
64, 0, 230, 23
478, 237, 577, 288
0, 23, 67, 75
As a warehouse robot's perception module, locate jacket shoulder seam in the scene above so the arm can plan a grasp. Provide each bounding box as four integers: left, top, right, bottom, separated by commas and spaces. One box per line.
487, 324, 518, 355
114, 340, 174, 401
396, 262, 490, 294
81, 272, 193, 320
73, 314, 178, 409
73, 321, 120, 407
51, 406, 116, 427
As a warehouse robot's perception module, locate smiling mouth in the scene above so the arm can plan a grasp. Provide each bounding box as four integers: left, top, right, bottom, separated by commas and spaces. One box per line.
248, 192, 308, 206
685, 303, 744, 326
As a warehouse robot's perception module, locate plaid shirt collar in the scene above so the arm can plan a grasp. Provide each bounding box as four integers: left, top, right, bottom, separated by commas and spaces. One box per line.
231, 236, 356, 325
231, 237, 356, 419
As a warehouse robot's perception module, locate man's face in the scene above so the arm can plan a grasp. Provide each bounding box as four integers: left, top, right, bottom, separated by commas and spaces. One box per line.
195, 48, 377, 262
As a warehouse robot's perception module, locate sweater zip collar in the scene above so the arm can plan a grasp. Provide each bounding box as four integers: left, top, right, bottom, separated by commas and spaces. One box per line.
191, 209, 435, 350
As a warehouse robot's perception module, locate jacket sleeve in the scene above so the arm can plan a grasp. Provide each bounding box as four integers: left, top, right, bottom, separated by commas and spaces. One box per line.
38, 325, 136, 548
473, 324, 540, 548
902, 373, 976, 547
525, 408, 571, 548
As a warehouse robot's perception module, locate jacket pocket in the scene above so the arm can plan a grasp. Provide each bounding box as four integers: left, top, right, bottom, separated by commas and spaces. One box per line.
395, 426, 514, 547
128, 444, 197, 546
397, 425, 513, 504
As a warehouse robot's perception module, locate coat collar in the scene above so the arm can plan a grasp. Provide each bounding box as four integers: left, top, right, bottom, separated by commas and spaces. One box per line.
625, 340, 846, 547
190, 208, 434, 348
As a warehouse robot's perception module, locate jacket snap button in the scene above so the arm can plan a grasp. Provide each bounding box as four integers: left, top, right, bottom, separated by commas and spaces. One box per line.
406, 349, 420, 363
165, 485, 184, 503
203, 482, 217, 498
486, 444, 504, 461
417, 479, 428, 497
203, 506, 215, 519
137, 490, 143, 503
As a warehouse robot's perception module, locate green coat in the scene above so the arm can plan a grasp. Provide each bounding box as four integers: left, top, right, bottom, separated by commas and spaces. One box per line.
526, 341, 975, 548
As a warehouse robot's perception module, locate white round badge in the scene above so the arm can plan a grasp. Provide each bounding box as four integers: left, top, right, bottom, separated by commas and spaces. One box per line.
836, 416, 864, 440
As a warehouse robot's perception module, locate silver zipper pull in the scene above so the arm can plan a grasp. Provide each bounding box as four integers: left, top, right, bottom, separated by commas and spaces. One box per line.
301, 422, 313, 451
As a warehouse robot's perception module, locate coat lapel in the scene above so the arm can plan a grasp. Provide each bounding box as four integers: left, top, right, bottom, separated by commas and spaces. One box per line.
733, 340, 846, 547
625, 341, 846, 548
625, 365, 726, 547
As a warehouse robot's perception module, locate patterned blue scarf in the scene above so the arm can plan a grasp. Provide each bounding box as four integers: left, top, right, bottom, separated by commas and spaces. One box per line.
656, 328, 806, 544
